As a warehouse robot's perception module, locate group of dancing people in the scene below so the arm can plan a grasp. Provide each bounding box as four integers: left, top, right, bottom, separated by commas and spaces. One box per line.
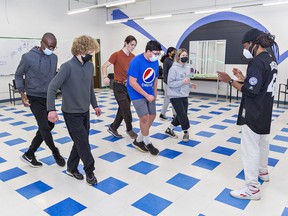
15, 28, 279, 201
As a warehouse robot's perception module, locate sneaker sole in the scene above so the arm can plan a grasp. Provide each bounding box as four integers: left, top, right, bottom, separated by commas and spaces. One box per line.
165, 132, 178, 139
107, 128, 123, 138
132, 143, 148, 153
66, 171, 84, 180
230, 192, 261, 200
20, 156, 42, 168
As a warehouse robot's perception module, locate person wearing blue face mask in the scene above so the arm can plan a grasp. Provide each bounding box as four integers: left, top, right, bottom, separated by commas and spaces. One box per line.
15, 32, 65, 168
217, 28, 279, 200
127, 40, 162, 155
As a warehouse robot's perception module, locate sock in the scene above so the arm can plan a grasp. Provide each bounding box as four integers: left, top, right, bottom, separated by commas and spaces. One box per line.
136, 132, 143, 142
169, 124, 175, 130
143, 136, 151, 145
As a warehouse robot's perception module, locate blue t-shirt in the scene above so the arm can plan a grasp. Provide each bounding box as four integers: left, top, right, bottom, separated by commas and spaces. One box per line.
127, 53, 159, 100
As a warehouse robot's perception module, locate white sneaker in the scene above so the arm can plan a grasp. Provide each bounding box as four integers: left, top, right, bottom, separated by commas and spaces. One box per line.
259, 172, 269, 182
230, 185, 261, 200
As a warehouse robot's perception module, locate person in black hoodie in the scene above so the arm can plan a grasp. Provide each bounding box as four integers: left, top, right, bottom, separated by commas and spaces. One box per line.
15, 32, 65, 168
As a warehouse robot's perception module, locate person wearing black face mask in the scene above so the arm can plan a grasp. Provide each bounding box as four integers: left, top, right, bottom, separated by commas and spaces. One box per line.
159, 47, 177, 121
217, 28, 279, 200
47, 35, 102, 186
165, 48, 197, 142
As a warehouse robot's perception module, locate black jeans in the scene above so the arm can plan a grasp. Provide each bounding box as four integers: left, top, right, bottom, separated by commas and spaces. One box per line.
63, 111, 95, 174
170, 97, 190, 131
110, 82, 133, 131
26, 95, 58, 156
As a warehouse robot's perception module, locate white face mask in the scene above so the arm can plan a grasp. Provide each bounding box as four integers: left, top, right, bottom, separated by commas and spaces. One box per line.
149, 55, 158, 62
243, 49, 253, 59
43, 48, 53, 56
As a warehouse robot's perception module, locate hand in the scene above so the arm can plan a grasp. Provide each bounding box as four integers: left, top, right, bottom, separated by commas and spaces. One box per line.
94, 107, 101, 117
183, 78, 190, 84
146, 94, 155, 102
232, 68, 245, 80
104, 77, 110, 85
20, 93, 31, 107
48, 111, 59, 123
217, 71, 231, 83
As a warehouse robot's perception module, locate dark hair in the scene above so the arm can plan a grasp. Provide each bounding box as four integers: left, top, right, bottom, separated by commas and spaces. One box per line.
42, 32, 57, 42
145, 40, 162, 52
160, 46, 176, 63
124, 35, 137, 45
256, 32, 279, 60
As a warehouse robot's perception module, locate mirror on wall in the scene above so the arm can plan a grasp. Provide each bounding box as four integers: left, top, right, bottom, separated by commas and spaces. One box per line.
189, 40, 226, 75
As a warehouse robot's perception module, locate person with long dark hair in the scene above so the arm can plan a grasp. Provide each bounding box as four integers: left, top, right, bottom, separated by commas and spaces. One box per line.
159, 47, 177, 121
218, 28, 279, 200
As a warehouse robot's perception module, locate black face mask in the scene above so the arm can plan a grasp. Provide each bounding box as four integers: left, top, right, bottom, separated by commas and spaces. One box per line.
171, 54, 176, 58
180, 57, 188, 63
81, 54, 93, 63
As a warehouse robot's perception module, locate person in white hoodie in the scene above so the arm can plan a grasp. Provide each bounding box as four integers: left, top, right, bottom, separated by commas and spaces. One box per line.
165, 48, 197, 142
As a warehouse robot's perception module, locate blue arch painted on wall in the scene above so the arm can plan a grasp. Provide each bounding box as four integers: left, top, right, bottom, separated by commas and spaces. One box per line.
113, 10, 287, 64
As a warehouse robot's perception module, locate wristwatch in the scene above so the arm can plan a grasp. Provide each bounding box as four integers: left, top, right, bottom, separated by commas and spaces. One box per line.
229, 79, 234, 86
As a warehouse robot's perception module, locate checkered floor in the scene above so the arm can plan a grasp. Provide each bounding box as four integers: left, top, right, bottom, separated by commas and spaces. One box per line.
1, 88, 288, 216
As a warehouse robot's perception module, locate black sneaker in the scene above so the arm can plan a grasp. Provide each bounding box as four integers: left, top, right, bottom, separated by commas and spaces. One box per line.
107, 126, 123, 138
165, 128, 178, 139
132, 140, 148, 153
66, 169, 84, 180
86, 173, 98, 186
146, 143, 159, 156
159, 113, 169, 121
20, 154, 42, 168
53, 148, 66, 167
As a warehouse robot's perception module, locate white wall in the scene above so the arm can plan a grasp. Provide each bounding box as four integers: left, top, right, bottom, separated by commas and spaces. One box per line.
0, 0, 287, 101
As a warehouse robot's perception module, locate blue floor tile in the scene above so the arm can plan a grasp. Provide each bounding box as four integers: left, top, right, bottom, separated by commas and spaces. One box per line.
13, 110, 27, 114
219, 107, 231, 111
0, 167, 27, 181
222, 119, 237, 124
99, 151, 125, 162
281, 128, 288, 132
215, 188, 250, 210
210, 124, 227, 130
22, 125, 38, 131
198, 115, 212, 120
211, 146, 236, 156
10, 121, 26, 126
273, 135, 288, 142
44, 197, 86, 216
0, 132, 11, 138
132, 193, 172, 215
167, 173, 200, 190
189, 108, 201, 112
196, 131, 215, 138
159, 149, 182, 159
54, 136, 72, 144
282, 207, 288, 216
227, 137, 241, 144
20, 147, 45, 153
209, 111, 222, 115
102, 135, 123, 142
129, 161, 159, 175
150, 133, 168, 140
151, 122, 162, 127
16, 180, 53, 199
236, 170, 264, 184
89, 129, 101, 135
89, 144, 98, 150
192, 158, 221, 171
270, 144, 287, 153
90, 119, 104, 124
178, 139, 201, 147
23, 113, 34, 117
40, 156, 57, 165
0, 157, 6, 163
268, 157, 279, 167
96, 177, 128, 195
4, 138, 26, 146
189, 120, 201, 125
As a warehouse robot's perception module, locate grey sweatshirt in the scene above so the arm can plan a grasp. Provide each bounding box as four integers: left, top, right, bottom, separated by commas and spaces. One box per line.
14, 46, 58, 98
47, 56, 98, 113
166, 62, 191, 98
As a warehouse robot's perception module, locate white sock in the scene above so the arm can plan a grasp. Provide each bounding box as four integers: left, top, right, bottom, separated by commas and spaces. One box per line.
143, 136, 150, 145
136, 132, 143, 142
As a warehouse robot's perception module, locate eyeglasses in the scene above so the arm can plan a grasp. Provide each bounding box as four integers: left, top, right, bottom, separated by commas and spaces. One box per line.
151, 51, 161, 57
42, 40, 57, 51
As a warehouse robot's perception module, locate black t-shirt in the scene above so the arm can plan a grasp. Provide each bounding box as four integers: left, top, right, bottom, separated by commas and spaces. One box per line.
163, 57, 174, 84
237, 52, 278, 134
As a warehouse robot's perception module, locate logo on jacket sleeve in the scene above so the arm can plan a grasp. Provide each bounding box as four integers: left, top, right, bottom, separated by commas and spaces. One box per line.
249, 77, 258, 85
143, 68, 156, 84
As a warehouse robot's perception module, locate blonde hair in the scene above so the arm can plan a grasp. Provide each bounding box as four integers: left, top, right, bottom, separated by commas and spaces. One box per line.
175, 48, 188, 62
71, 35, 100, 55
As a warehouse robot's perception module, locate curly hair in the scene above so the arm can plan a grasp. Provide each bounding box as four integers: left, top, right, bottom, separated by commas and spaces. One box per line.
71, 35, 100, 55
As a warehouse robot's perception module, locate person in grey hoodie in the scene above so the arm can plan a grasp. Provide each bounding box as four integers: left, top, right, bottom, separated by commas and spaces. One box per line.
47, 35, 101, 186
15, 32, 65, 168
165, 48, 197, 142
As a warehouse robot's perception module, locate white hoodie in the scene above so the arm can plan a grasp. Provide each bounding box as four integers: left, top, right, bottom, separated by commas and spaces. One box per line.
166, 61, 191, 98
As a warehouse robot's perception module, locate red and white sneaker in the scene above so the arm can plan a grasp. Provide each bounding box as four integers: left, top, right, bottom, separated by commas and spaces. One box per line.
230, 185, 261, 200
259, 172, 269, 182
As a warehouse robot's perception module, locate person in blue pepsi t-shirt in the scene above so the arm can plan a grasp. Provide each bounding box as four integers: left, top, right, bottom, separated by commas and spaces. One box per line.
127, 40, 162, 156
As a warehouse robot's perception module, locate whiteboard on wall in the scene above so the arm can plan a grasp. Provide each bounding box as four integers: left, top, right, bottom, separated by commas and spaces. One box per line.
0, 37, 41, 76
